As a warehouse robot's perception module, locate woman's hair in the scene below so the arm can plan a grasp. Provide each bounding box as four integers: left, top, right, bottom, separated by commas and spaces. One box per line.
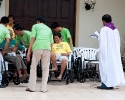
51, 22, 60, 29
36, 15, 46, 23
13, 23, 22, 30
53, 33, 61, 38
8, 15, 15, 20
0, 16, 9, 24
102, 14, 112, 23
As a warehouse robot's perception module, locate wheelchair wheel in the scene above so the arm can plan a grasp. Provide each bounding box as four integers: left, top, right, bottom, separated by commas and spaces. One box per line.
48, 71, 52, 82
80, 72, 86, 83
77, 57, 83, 82
70, 69, 74, 83
66, 76, 70, 84
13, 76, 20, 85
2, 77, 9, 86
90, 72, 101, 82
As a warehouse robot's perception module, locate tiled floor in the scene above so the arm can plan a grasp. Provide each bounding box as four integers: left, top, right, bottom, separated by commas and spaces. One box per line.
0, 79, 125, 100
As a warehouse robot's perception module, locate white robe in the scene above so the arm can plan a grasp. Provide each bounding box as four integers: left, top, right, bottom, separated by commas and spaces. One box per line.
98, 26, 125, 87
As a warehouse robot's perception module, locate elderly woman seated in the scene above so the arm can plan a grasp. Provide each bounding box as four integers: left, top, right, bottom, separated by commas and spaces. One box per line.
51, 33, 71, 80
1, 30, 28, 81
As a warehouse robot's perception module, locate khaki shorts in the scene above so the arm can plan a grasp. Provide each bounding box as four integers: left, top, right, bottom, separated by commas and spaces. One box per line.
56, 54, 68, 62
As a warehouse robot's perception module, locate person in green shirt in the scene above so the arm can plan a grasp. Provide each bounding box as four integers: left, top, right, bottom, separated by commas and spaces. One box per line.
51, 22, 73, 50
13, 24, 31, 49
0, 17, 10, 55
26, 15, 53, 92
1, 30, 25, 52
0, 16, 10, 88
13, 24, 31, 74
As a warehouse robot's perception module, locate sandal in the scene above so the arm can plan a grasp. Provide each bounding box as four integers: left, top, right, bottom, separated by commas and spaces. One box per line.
26, 88, 34, 92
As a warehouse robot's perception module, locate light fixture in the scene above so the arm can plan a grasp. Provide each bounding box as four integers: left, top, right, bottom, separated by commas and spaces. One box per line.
0, 0, 3, 8
84, 0, 96, 11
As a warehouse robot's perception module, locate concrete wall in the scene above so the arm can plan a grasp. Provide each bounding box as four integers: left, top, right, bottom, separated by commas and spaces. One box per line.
0, 0, 5, 18
76, 0, 125, 49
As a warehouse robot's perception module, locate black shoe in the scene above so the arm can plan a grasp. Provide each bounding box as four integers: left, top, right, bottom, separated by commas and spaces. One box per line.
97, 86, 113, 90
0, 84, 6, 88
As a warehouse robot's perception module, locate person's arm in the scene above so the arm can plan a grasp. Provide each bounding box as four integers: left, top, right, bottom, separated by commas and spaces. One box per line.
12, 43, 18, 52
27, 25, 36, 62
65, 28, 73, 50
68, 37, 73, 50
2, 38, 10, 55
27, 37, 35, 62
61, 42, 71, 56
61, 52, 70, 56
50, 30, 54, 51
13, 35, 21, 52
51, 43, 53, 51
2, 29, 10, 55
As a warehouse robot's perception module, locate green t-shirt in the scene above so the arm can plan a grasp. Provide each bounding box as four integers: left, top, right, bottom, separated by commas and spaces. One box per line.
16, 30, 31, 48
31, 23, 53, 51
60, 28, 71, 45
0, 24, 10, 44
1, 40, 24, 51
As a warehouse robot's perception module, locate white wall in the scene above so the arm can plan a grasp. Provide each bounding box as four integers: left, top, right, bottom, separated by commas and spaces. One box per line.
77, 0, 125, 49
0, 0, 5, 18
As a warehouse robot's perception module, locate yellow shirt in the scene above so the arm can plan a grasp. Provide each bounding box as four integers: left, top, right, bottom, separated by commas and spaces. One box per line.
7, 24, 16, 39
52, 42, 71, 54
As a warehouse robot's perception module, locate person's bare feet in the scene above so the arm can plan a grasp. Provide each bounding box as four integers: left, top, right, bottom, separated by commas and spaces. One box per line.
19, 75, 23, 78
57, 75, 62, 80
50, 67, 58, 71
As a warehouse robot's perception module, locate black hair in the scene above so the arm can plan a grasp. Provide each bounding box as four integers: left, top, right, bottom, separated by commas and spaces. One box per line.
36, 15, 46, 23
53, 33, 61, 38
13, 23, 22, 30
102, 14, 112, 23
8, 15, 15, 20
0, 16, 9, 24
51, 22, 60, 29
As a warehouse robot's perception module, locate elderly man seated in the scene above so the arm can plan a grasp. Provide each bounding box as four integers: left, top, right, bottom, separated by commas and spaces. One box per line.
51, 33, 71, 80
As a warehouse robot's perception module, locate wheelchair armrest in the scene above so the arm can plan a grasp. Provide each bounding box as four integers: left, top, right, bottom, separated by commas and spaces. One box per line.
84, 59, 99, 62
68, 52, 73, 62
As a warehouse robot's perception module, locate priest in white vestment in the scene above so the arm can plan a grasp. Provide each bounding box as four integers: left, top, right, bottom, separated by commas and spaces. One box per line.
97, 14, 125, 89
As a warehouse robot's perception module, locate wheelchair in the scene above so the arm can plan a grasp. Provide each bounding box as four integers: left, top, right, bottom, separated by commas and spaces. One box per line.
72, 47, 85, 82
2, 61, 29, 86
77, 48, 100, 83
73, 47, 100, 83
48, 52, 75, 84
1, 61, 10, 86
2, 52, 28, 86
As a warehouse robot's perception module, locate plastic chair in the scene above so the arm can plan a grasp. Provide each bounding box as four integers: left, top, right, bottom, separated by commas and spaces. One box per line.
80, 48, 99, 68
78, 48, 100, 82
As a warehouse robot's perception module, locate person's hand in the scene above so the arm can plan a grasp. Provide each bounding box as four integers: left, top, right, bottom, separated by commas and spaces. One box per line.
70, 47, 73, 51
2, 51, 6, 56
61, 53, 67, 56
27, 52, 31, 63
12, 47, 16, 52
